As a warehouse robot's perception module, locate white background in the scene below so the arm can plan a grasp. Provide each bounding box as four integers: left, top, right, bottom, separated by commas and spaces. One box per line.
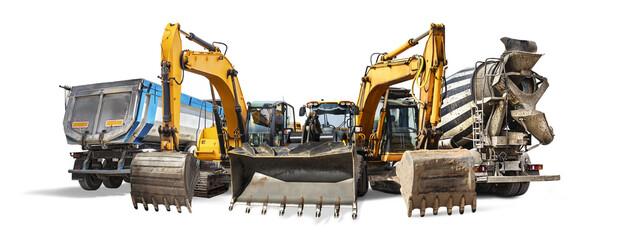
2, 0, 621, 239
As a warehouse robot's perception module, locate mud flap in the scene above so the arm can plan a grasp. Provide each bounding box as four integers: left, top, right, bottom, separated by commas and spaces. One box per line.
228, 142, 357, 218
130, 152, 199, 213
395, 149, 476, 217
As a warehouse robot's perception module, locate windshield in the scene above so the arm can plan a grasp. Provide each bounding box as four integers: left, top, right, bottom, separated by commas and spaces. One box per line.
385, 106, 418, 152
311, 103, 352, 130
247, 107, 273, 147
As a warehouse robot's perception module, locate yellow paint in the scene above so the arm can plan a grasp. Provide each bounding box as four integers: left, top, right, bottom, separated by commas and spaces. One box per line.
195, 126, 223, 161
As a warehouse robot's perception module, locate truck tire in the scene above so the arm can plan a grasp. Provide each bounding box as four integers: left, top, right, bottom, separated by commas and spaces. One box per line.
515, 170, 539, 196
494, 183, 520, 197
103, 176, 123, 188
79, 175, 103, 190
476, 183, 493, 194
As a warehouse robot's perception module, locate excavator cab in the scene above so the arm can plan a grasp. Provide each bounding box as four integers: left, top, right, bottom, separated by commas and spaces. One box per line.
382, 101, 419, 153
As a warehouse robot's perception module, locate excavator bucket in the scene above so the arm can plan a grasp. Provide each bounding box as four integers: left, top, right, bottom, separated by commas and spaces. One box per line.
395, 149, 476, 217
130, 152, 199, 213
228, 142, 358, 219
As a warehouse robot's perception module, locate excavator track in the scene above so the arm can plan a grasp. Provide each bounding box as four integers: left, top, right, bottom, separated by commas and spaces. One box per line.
396, 149, 476, 217
130, 152, 199, 213
194, 168, 230, 198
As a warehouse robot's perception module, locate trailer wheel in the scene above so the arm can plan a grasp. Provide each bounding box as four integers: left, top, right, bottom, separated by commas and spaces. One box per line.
79, 175, 103, 191
103, 177, 123, 188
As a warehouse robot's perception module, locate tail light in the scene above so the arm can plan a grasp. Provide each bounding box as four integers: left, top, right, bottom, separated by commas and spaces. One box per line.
529, 164, 543, 170
70, 152, 81, 158
474, 166, 488, 172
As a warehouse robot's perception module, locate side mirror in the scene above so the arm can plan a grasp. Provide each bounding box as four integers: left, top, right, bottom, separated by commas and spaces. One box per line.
352, 105, 360, 115
299, 105, 306, 117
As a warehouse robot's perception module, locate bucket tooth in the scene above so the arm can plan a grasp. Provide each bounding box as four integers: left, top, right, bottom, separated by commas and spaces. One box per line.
132, 198, 138, 210
433, 197, 439, 215
419, 198, 426, 217
164, 198, 171, 212
245, 196, 253, 214
352, 202, 358, 220
142, 197, 148, 211
261, 196, 269, 215
175, 199, 181, 213
297, 197, 304, 217
152, 197, 159, 212
186, 199, 192, 213
229, 197, 237, 211
407, 198, 413, 217
334, 197, 341, 218
279, 196, 286, 216
472, 195, 477, 213
315, 197, 323, 218
459, 196, 466, 215
447, 197, 453, 215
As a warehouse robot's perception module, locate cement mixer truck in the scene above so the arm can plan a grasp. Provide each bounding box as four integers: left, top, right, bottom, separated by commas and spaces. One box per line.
437, 37, 560, 197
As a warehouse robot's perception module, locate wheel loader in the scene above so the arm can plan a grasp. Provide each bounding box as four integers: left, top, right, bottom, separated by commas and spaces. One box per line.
227, 100, 362, 218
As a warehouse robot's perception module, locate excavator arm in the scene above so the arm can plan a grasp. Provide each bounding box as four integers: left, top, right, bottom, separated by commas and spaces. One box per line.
161, 23, 247, 155
356, 23, 446, 156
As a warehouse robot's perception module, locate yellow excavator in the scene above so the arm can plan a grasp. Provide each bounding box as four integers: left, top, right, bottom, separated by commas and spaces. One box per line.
354, 23, 476, 217
129, 23, 248, 213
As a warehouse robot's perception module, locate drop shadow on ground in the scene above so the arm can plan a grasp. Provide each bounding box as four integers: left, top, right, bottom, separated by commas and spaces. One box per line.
360, 188, 401, 201
27, 184, 130, 198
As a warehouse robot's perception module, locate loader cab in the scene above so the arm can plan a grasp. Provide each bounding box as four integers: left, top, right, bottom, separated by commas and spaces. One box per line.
305, 101, 357, 142
245, 101, 297, 147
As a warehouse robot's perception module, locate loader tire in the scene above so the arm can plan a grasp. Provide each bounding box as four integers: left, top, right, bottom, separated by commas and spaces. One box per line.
356, 158, 368, 197
79, 175, 102, 191
103, 176, 123, 189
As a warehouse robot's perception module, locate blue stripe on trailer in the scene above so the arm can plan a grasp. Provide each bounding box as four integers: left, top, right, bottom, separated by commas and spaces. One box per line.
135, 81, 162, 142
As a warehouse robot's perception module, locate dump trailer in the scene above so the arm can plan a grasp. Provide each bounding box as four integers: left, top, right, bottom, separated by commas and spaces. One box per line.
436, 37, 559, 197
63, 79, 221, 191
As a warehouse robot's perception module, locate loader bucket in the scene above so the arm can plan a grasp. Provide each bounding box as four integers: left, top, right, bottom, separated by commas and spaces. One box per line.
228, 141, 357, 218
395, 149, 476, 217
